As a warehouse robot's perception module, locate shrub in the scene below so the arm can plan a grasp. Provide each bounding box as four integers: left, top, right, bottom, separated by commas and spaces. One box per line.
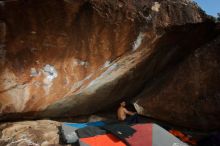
217, 13, 220, 21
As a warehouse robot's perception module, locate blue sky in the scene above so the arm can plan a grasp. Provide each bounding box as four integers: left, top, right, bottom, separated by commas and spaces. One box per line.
194, 0, 220, 17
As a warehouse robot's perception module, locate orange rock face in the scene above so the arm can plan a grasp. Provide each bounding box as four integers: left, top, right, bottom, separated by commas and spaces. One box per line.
0, 0, 219, 130
0, 0, 138, 114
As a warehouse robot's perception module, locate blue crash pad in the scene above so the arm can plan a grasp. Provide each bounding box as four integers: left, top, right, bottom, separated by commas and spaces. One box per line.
64, 121, 105, 129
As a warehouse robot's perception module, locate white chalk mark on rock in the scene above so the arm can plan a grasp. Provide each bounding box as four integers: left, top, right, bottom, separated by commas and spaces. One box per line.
43, 64, 58, 82
133, 102, 144, 114
31, 31, 37, 34
70, 73, 93, 92
151, 2, 161, 12
73, 59, 89, 67
43, 64, 58, 95
30, 68, 39, 77
103, 60, 111, 68
132, 32, 145, 51
87, 63, 118, 88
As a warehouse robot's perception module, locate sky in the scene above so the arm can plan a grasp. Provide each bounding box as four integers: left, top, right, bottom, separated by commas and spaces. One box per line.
194, 0, 220, 17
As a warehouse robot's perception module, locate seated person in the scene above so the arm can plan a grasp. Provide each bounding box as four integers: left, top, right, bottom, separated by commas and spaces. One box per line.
117, 101, 138, 124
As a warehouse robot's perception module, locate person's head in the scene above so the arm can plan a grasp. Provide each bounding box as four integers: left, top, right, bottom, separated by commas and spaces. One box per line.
120, 101, 126, 107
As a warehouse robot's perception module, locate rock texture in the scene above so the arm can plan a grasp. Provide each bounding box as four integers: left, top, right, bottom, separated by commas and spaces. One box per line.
0, 120, 63, 146
0, 0, 219, 130
134, 34, 220, 131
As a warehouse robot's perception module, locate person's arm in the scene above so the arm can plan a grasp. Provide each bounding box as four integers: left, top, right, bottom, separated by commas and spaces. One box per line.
124, 108, 136, 116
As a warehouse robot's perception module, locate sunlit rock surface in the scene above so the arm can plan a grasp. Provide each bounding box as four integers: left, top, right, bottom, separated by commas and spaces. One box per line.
0, 120, 62, 146
0, 0, 219, 130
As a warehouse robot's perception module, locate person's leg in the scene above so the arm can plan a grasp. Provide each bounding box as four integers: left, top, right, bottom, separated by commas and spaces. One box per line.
132, 114, 139, 123
125, 116, 133, 124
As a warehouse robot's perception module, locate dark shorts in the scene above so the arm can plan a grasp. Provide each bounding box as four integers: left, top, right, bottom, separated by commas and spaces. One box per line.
125, 114, 139, 125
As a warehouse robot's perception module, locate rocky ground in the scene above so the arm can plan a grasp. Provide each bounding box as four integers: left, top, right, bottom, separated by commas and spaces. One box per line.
0, 120, 62, 146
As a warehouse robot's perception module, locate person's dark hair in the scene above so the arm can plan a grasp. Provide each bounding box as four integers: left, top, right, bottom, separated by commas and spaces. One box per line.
120, 101, 126, 105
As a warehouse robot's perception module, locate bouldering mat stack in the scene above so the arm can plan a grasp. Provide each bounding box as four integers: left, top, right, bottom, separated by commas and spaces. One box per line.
124, 123, 189, 146
76, 126, 106, 138
61, 121, 189, 146
79, 134, 126, 146
61, 121, 106, 144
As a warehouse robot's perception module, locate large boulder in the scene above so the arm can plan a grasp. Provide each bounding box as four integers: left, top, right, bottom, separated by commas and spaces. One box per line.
0, 0, 219, 131
134, 35, 220, 131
